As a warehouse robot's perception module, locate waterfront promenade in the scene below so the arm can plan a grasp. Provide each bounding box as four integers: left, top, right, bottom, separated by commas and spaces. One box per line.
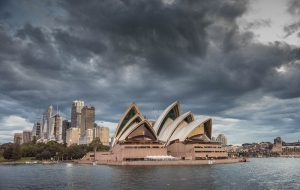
78, 158, 249, 166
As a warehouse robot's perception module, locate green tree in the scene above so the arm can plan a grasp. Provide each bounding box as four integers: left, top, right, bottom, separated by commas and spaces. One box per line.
89, 137, 102, 161
67, 144, 87, 160
41, 150, 51, 160
36, 142, 47, 154
21, 142, 37, 157
45, 141, 63, 157
3, 146, 13, 160
12, 138, 22, 160
31, 136, 37, 144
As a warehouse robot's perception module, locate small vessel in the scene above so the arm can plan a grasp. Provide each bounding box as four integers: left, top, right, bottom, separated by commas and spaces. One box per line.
239, 158, 246, 162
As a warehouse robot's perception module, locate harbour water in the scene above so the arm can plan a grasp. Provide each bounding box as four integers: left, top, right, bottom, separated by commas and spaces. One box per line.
0, 158, 299, 189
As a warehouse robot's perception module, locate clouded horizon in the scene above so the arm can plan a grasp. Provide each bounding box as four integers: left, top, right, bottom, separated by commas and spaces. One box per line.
1, 0, 300, 144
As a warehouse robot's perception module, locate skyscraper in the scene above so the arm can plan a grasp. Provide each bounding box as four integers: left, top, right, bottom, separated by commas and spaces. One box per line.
62, 120, 71, 144
71, 100, 84, 129
32, 122, 41, 139
50, 114, 66, 143
22, 130, 32, 143
80, 106, 95, 137
43, 105, 54, 140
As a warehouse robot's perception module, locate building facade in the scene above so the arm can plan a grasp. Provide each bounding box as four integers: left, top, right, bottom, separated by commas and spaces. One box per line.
71, 100, 84, 129
14, 133, 22, 144
43, 105, 54, 140
216, 134, 227, 145
66, 127, 80, 147
62, 120, 71, 144
272, 137, 282, 153
94, 126, 110, 146
79, 129, 94, 145
80, 106, 95, 137
22, 130, 32, 143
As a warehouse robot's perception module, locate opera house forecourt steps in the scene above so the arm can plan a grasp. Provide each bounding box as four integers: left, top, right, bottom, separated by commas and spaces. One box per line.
78, 101, 249, 165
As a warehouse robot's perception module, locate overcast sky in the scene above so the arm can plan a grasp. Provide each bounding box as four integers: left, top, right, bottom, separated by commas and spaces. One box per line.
1, 0, 300, 144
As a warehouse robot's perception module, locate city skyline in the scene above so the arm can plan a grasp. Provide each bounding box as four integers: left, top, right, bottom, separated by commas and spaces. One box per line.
1, 0, 300, 144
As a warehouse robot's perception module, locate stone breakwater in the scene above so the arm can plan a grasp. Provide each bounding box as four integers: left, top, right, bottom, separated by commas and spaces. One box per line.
78, 158, 250, 166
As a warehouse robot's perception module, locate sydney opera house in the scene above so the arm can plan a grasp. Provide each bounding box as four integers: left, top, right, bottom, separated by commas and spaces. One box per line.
87, 101, 228, 162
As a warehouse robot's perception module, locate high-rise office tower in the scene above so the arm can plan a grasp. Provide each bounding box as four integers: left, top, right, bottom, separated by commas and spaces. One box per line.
80, 106, 95, 137
62, 120, 71, 144
32, 122, 41, 139
71, 100, 84, 129
216, 134, 227, 145
43, 105, 54, 140
22, 130, 32, 143
52, 114, 66, 143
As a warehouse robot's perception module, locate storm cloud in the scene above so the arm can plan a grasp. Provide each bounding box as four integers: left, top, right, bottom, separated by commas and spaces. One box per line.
0, 0, 300, 143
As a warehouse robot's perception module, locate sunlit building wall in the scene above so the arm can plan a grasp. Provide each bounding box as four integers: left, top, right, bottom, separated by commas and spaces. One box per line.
94, 126, 109, 146
66, 127, 79, 147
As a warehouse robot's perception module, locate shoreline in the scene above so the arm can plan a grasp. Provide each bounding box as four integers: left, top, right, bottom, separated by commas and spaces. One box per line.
0, 160, 75, 165
78, 158, 250, 166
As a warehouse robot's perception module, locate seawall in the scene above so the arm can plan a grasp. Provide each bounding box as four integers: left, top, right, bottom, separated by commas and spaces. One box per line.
78, 158, 249, 166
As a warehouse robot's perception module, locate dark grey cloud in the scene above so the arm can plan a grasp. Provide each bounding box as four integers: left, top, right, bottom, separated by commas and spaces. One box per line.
0, 0, 300, 143
239, 19, 271, 30
284, 0, 300, 37
287, 0, 300, 16
0, 11, 12, 20
283, 21, 300, 37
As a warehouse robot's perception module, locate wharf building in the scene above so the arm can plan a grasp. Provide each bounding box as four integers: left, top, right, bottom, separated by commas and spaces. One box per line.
90, 101, 228, 162
272, 137, 300, 155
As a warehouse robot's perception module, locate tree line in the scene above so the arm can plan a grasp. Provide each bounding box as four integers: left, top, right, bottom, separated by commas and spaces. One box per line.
0, 137, 109, 161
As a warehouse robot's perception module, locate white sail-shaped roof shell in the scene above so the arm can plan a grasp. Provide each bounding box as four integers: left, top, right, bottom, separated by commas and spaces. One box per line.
118, 120, 158, 142
153, 101, 181, 135
166, 117, 212, 146
158, 111, 194, 142
116, 113, 144, 139
112, 102, 143, 147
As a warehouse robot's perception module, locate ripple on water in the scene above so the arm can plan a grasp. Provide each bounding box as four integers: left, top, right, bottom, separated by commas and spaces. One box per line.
0, 158, 300, 189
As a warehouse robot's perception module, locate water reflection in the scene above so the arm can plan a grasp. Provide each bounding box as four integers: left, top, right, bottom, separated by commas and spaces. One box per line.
0, 158, 300, 189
